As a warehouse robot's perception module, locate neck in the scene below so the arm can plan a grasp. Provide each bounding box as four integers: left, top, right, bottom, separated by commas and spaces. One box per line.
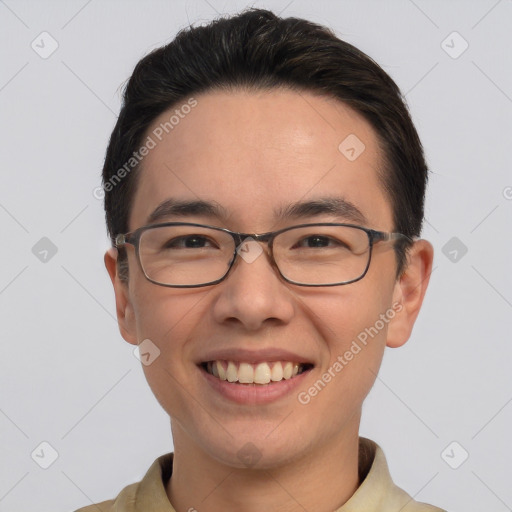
166, 420, 361, 512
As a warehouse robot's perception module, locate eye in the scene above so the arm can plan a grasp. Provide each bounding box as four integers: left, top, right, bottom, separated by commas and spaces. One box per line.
163, 235, 218, 249
295, 235, 348, 249
298, 235, 329, 248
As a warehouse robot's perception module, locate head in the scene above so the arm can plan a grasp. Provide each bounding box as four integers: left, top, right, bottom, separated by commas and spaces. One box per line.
103, 8, 433, 468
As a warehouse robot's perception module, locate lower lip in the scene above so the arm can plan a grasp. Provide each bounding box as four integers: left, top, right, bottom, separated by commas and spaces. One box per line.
199, 365, 313, 405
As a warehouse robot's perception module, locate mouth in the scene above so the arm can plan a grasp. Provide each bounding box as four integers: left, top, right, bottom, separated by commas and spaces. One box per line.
199, 360, 314, 385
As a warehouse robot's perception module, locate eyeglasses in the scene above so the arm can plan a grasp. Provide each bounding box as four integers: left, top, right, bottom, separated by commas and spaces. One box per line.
114, 222, 411, 288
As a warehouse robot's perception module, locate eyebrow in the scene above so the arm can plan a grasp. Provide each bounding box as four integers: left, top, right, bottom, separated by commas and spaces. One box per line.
145, 196, 368, 226
146, 199, 228, 224
275, 197, 368, 225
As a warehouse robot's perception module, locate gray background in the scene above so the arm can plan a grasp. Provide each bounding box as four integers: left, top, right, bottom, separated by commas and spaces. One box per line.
1, 0, 511, 511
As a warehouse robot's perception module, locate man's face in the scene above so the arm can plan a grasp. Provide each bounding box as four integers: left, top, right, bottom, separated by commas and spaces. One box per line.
111, 89, 415, 468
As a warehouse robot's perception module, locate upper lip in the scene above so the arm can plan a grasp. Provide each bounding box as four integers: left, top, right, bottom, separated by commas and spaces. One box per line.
196, 347, 316, 366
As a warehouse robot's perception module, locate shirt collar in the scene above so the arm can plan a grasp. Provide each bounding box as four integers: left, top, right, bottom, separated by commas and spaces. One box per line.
133, 437, 435, 512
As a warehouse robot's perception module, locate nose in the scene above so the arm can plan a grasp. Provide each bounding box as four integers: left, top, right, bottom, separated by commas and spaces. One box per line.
211, 239, 295, 331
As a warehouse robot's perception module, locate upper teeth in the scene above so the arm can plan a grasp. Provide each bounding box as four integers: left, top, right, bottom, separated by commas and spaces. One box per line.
206, 361, 302, 384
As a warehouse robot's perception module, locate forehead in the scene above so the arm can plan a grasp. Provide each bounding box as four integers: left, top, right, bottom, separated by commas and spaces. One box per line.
129, 88, 392, 232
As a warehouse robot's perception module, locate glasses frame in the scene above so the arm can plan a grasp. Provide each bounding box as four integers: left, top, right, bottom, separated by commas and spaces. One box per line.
114, 222, 411, 288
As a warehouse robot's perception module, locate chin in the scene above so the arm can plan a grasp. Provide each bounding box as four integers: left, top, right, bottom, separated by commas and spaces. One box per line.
202, 431, 309, 470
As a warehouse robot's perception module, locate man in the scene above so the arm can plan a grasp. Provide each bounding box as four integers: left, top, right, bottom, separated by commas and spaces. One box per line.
77, 7, 443, 511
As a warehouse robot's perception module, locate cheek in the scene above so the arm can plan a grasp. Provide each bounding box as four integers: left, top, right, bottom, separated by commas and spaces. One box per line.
302, 283, 395, 401
131, 282, 208, 344
307, 278, 394, 349
130, 288, 208, 405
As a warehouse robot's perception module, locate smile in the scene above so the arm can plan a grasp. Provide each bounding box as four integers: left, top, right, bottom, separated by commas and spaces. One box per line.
201, 360, 313, 385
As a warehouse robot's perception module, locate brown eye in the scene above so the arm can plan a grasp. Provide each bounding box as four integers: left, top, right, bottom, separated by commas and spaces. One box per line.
163, 235, 216, 249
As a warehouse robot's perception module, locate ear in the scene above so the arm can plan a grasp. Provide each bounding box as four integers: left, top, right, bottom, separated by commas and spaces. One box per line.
386, 239, 434, 348
104, 247, 138, 345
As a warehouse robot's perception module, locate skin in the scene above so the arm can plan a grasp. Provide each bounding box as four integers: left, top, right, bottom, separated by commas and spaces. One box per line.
105, 88, 433, 512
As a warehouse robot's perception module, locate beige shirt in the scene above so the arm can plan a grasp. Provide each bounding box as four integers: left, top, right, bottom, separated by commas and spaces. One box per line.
75, 437, 445, 512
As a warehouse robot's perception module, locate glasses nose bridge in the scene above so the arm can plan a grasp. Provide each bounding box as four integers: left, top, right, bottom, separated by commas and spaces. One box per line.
250, 231, 274, 245
230, 229, 274, 246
